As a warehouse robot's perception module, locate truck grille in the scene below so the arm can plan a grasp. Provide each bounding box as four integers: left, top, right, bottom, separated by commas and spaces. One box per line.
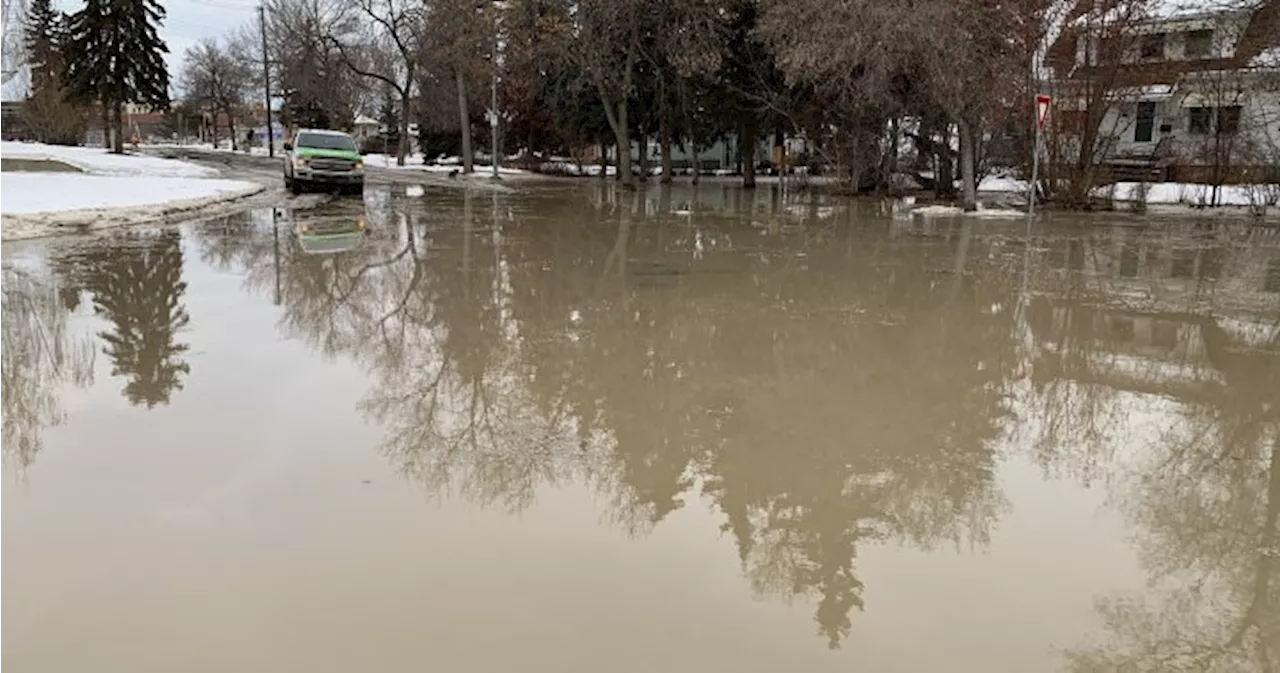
310, 158, 355, 172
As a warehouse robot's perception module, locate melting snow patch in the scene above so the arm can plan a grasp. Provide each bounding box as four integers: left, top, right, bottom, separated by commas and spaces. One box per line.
2, 141, 218, 178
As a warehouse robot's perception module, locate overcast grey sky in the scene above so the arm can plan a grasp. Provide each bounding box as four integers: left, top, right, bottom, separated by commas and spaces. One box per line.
1, 0, 257, 99
157, 0, 261, 83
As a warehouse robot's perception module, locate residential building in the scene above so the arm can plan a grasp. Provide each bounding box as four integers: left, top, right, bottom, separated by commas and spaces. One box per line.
1045, 0, 1280, 183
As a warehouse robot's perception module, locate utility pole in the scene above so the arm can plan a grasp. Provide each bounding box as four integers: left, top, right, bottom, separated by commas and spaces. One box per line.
258, 5, 275, 158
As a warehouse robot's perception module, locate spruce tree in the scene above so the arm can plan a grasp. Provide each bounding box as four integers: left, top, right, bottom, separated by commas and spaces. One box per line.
24, 0, 60, 95
23, 0, 84, 143
65, 0, 170, 153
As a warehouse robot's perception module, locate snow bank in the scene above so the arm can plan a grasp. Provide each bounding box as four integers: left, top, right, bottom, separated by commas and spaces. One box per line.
1097, 181, 1280, 208
2, 174, 258, 214
912, 203, 1026, 219
362, 152, 530, 175
1, 174, 263, 239
978, 175, 1029, 192
2, 141, 219, 178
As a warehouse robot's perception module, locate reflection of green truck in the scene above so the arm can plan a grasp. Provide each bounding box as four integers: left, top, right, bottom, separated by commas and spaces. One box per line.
283, 129, 364, 195
293, 215, 367, 255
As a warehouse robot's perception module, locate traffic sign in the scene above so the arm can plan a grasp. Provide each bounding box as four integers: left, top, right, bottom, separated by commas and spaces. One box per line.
1036, 94, 1052, 130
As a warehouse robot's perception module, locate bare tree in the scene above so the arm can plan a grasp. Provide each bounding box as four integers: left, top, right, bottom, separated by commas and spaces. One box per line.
918, 0, 1028, 211
541, 0, 647, 187
423, 0, 493, 173
179, 38, 253, 150
641, 0, 723, 184
327, 0, 423, 165
261, 0, 364, 133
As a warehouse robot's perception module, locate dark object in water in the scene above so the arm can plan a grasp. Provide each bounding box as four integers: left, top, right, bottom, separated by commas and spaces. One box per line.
449, 169, 459, 179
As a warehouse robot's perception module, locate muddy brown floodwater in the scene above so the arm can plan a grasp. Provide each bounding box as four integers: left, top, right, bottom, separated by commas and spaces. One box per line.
3, 182, 1278, 672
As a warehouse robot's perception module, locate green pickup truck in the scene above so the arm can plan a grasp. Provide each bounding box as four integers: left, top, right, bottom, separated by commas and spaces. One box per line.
283, 129, 364, 195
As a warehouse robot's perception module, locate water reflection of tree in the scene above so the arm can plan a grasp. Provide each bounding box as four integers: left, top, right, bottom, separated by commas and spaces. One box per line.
1043, 308, 1280, 670
59, 230, 191, 407
504, 198, 1017, 647
191, 188, 1018, 648
1, 266, 95, 470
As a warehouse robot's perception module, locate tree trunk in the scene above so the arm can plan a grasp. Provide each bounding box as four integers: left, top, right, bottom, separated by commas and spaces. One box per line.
935, 123, 954, 199
111, 99, 124, 154
885, 117, 900, 192
229, 110, 238, 152
742, 116, 757, 189
637, 133, 649, 181
456, 70, 473, 173
397, 86, 411, 167
614, 100, 633, 188
599, 141, 607, 180
958, 119, 977, 212
691, 140, 700, 185
101, 102, 111, 149
660, 114, 672, 184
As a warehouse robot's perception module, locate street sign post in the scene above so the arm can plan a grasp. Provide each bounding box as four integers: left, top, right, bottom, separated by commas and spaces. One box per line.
1029, 94, 1051, 215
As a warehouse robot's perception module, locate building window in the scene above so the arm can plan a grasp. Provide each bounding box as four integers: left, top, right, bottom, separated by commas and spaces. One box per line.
1140, 33, 1166, 60
1185, 29, 1213, 59
1120, 244, 1140, 277
1135, 101, 1156, 142
1108, 316, 1136, 341
1189, 107, 1213, 134
1266, 259, 1280, 293
1172, 248, 1195, 278
1217, 106, 1241, 134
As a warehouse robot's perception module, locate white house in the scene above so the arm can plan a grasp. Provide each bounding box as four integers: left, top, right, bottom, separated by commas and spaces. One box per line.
1047, 1, 1280, 182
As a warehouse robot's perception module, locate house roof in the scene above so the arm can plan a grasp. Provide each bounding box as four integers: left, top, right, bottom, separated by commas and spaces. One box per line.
1047, 0, 1279, 84
353, 114, 379, 126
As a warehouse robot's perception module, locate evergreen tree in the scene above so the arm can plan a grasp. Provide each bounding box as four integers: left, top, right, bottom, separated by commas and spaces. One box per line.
24, 0, 60, 95
64, 0, 170, 153
22, 0, 84, 144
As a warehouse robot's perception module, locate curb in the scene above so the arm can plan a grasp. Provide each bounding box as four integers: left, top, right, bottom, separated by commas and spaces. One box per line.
1, 183, 267, 241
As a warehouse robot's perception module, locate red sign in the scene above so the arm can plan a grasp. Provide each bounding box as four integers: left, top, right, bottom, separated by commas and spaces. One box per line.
1036, 94, 1052, 130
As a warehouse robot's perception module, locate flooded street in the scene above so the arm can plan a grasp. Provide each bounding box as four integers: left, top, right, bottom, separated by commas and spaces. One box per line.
3, 183, 1278, 672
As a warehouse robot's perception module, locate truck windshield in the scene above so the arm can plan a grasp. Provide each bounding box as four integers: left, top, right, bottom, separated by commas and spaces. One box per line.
295, 132, 356, 151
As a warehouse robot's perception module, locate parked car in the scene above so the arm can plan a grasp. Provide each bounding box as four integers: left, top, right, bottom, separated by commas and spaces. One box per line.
283, 129, 364, 195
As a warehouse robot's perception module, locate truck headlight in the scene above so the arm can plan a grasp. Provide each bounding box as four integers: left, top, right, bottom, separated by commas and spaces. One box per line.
293, 157, 309, 167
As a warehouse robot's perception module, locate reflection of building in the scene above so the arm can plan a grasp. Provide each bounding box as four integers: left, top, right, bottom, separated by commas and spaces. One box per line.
1028, 243, 1278, 401
1025, 224, 1279, 398
1029, 300, 1228, 396
1039, 226, 1280, 311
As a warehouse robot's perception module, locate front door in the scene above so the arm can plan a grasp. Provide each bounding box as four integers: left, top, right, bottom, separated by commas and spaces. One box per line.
1134, 102, 1156, 143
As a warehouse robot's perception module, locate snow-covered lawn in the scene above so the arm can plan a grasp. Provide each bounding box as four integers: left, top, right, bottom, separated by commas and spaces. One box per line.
1096, 181, 1280, 208
151, 142, 274, 158
2, 140, 219, 178
2, 174, 259, 214
1, 141, 262, 238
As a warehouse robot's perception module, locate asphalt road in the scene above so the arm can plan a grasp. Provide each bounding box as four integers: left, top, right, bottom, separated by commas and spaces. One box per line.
147, 146, 514, 194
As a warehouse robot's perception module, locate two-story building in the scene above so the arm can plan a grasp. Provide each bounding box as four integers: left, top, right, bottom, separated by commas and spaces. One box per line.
1046, 0, 1280, 183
